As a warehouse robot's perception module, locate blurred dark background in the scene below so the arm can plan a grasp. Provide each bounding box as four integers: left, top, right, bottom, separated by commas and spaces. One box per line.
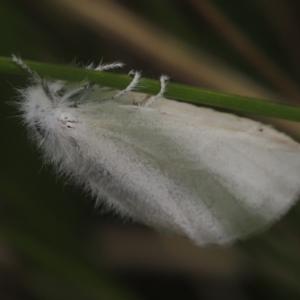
1, 0, 300, 299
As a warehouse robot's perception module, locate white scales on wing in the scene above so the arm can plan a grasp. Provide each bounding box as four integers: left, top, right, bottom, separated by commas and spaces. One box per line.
12, 55, 300, 246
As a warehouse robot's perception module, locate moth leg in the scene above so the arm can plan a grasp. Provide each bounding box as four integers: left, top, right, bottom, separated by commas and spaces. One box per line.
112, 70, 141, 100
63, 59, 124, 98
66, 60, 124, 102
144, 75, 169, 107
61, 82, 93, 101
77, 61, 125, 101
86, 61, 124, 71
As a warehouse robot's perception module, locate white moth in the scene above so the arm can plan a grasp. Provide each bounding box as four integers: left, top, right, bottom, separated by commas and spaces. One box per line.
12, 55, 300, 246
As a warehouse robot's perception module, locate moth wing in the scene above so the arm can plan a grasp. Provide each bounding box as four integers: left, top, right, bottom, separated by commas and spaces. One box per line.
82, 97, 300, 245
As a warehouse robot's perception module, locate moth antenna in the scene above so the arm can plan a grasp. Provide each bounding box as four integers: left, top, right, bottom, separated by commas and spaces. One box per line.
12, 55, 54, 101
11, 55, 42, 83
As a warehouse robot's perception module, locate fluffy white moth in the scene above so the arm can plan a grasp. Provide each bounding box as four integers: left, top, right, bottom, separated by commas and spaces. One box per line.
12, 55, 300, 246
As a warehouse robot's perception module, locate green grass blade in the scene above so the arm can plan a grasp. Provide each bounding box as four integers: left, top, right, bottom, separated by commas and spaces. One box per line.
1, 55, 300, 122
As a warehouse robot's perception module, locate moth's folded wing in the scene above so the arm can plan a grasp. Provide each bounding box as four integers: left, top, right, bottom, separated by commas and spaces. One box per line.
83, 100, 300, 245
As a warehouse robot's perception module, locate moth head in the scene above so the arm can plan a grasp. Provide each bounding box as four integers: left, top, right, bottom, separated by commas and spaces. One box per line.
16, 80, 65, 139
31, 80, 66, 106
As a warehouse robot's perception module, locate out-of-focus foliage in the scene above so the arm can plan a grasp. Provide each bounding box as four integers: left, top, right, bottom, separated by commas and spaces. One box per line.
1, 1, 300, 299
